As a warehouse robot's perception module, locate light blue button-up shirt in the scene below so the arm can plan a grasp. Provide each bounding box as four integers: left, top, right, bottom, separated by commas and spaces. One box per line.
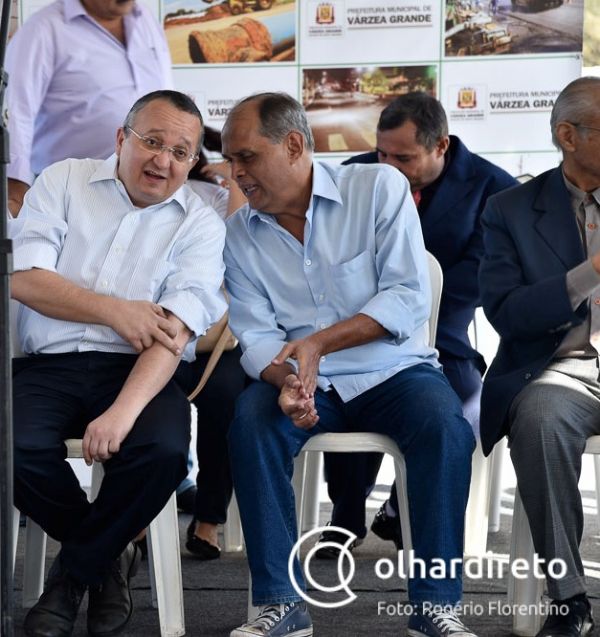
224, 161, 438, 402
10, 155, 227, 362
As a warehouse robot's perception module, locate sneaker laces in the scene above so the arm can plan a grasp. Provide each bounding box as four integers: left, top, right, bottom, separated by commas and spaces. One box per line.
424, 608, 469, 634
246, 603, 295, 630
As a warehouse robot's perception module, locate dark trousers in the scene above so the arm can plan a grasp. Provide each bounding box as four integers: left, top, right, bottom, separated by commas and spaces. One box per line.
13, 352, 190, 586
174, 346, 246, 524
324, 356, 483, 536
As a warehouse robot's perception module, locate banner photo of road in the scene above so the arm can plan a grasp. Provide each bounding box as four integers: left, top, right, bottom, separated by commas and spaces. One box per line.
441, 55, 581, 152
301, 0, 440, 65
163, 0, 296, 64
303, 65, 437, 153
445, 0, 584, 56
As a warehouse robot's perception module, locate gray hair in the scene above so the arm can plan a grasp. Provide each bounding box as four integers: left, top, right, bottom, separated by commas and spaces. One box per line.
550, 77, 600, 149
228, 92, 315, 151
123, 90, 204, 152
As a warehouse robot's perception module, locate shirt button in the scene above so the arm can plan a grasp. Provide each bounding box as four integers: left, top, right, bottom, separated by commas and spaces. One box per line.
305, 259, 312, 266
524, 372, 532, 380
319, 294, 325, 302
101, 280, 108, 288
320, 356, 326, 362
114, 246, 122, 253
319, 323, 327, 329
588, 223, 597, 230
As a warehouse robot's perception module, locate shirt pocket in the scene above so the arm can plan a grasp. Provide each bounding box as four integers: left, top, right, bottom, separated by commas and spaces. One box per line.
328, 250, 377, 315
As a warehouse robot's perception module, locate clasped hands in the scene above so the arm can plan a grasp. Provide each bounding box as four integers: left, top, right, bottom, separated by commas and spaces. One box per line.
272, 335, 323, 430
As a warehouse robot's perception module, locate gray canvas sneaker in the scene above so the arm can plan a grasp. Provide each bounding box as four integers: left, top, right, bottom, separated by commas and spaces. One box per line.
230, 602, 313, 637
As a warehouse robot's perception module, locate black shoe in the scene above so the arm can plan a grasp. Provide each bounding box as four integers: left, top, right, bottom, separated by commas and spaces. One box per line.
370, 502, 402, 550
87, 543, 141, 637
536, 595, 594, 637
176, 486, 197, 514
185, 519, 220, 560
24, 554, 86, 637
313, 522, 363, 560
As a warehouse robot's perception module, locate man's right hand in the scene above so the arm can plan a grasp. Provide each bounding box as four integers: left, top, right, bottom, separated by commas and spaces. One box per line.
110, 299, 181, 355
278, 374, 319, 429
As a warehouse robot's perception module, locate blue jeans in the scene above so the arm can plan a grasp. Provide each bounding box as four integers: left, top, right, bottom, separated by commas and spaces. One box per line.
228, 363, 475, 606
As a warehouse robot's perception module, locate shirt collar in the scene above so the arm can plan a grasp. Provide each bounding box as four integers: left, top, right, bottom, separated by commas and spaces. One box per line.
64, 0, 141, 22
562, 169, 600, 207
89, 154, 188, 213
245, 161, 343, 233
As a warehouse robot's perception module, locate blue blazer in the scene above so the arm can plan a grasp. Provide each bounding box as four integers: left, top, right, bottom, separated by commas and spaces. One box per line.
345, 136, 517, 368
479, 167, 588, 455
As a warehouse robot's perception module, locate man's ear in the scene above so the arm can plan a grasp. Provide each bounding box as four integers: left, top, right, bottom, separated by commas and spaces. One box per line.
435, 135, 450, 158
286, 131, 304, 163
555, 122, 577, 152
116, 127, 125, 156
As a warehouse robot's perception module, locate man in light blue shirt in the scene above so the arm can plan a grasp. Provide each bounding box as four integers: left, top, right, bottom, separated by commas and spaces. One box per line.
10, 90, 225, 637
222, 93, 477, 637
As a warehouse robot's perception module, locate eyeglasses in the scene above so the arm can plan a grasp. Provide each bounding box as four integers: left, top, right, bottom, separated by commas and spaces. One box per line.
126, 126, 199, 164
569, 122, 600, 136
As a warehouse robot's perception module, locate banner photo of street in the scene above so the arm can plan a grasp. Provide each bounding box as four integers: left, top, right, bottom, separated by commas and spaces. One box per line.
302, 65, 437, 153
445, 0, 584, 56
163, 0, 296, 64
301, 0, 440, 65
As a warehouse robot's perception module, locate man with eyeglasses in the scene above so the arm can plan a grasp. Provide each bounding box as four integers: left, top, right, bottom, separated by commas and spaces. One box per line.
6, 0, 172, 217
480, 76, 600, 637
9, 90, 225, 637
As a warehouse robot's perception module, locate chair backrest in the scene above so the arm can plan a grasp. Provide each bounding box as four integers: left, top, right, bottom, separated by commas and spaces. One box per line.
426, 251, 443, 349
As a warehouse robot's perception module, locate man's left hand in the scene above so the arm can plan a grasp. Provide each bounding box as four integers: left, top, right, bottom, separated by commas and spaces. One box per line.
272, 335, 323, 397
82, 408, 135, 465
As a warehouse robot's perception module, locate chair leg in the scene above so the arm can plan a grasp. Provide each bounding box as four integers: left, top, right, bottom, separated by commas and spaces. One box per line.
594, 455, 600, 532
12, 507, 20, 576
464, 439, 491, 557
22, 518, 47, 609
300, 452, 322, 533
509, 488, 544, 636
147, 493, 185, 637
392, 454, 413, 578
247, 574, 259, 621
488, 437, 507, 533
223, 493, 244, 552
292, 453, 307, 527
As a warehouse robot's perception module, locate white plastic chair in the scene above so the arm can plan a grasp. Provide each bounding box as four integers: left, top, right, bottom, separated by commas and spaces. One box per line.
11, 440, 185, 637
295, 252, 493, 557
10, 301, 185, 637
507, 435, 600, 636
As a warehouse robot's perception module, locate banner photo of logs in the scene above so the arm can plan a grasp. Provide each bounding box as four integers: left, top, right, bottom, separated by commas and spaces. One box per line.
164, 0, 295, 64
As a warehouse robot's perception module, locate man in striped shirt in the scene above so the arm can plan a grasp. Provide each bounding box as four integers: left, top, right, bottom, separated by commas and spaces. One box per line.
9, 90, 225, 637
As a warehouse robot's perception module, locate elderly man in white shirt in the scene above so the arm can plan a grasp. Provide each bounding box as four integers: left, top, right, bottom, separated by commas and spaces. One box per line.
10, 90, 225, 637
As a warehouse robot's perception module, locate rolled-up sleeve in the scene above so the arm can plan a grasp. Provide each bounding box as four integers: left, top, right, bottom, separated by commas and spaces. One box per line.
359, 166, 431, 344
10, 163, 69, 271
159, 211, 227, 338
